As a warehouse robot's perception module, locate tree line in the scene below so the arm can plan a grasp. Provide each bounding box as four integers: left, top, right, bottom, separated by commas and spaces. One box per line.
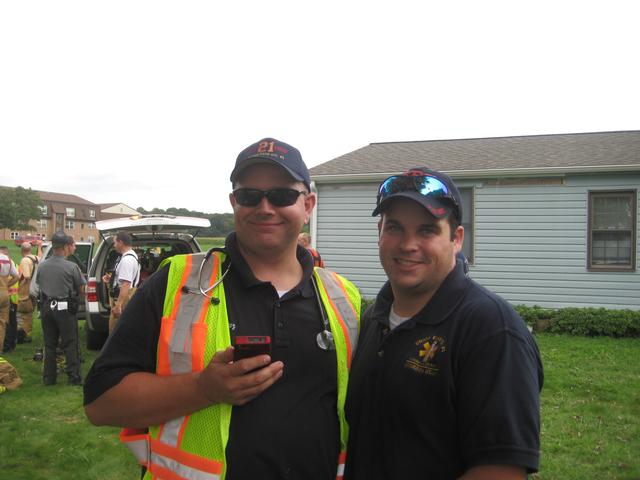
136, 207, 234, 237
0, 186, 234, 238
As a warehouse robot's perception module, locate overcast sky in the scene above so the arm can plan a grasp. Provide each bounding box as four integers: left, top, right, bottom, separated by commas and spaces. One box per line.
1, 1, 638, 214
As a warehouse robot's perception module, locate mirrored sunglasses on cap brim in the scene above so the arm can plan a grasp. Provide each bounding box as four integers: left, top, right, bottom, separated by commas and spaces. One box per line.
377, 174, 458, 208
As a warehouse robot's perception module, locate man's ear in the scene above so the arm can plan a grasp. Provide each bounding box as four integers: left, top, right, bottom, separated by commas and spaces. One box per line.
453, 225, 464, 253
304, 192, 317, 216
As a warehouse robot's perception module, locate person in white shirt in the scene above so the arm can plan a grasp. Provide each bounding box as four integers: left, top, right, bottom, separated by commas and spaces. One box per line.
102, 232, 139, 333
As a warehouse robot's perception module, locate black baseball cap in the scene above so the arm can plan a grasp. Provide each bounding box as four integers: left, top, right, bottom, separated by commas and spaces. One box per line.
51, 231, 70, 246
372, 167, 463, 222
230, 138, 311, 191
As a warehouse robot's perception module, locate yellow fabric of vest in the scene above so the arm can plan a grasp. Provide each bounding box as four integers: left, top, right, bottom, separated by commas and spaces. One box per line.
9, 261, 19, 304
135, 251, 360, 480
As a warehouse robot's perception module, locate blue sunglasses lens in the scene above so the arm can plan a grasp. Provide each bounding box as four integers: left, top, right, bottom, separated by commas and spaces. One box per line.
379, 175, 450, 199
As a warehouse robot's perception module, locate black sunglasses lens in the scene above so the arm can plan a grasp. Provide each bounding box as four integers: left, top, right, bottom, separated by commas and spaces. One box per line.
234, 188, 302, 207
267, 189, 300, 207
234, 189, 263, 206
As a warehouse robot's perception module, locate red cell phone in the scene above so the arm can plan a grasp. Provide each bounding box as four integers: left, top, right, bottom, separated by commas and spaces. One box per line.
233, 335, 272, 361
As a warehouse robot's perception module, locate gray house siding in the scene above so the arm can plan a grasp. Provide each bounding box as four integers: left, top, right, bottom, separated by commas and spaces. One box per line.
314, 183, 382, 294
471, 173, 639, 309
314, 173, 640, 310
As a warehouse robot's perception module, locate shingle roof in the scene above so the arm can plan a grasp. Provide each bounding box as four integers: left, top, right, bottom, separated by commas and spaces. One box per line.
310, 131, 640, 178
37, 190, 96, 205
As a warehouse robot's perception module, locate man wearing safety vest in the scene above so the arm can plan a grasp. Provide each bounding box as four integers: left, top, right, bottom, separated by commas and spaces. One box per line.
84, 138, 361, 480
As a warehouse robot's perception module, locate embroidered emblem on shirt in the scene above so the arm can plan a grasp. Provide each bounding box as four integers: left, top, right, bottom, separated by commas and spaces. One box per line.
405, 335, 446, 376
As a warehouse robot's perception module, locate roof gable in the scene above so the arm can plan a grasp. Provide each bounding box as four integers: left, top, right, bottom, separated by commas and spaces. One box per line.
37, 190, 96, 205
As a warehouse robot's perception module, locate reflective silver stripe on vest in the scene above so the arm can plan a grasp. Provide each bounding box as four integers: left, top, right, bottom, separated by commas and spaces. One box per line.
160, 252, 214, 448
121, 432, 149, 465
314, 268, 359, 355
168, 252, 212, 375
150, 452, 221, 480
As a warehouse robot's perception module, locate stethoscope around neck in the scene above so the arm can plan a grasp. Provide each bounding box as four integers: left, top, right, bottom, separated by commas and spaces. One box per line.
193, 246, 335, 351
195, 247, 232, 304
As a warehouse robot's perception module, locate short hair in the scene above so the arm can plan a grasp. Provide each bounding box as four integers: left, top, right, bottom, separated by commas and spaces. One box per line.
21, 242, 32, 252
66, 235, 75, 245
115, 231, 133, 246
0, 246, 8, 253
298, 232, 311, 247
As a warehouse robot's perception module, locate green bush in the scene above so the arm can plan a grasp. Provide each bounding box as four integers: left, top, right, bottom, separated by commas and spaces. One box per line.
514, 305, 553, 327
513, 305, 640, 338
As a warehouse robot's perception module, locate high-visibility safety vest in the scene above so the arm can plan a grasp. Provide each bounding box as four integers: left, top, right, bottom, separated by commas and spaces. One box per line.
121, 251, 361, 480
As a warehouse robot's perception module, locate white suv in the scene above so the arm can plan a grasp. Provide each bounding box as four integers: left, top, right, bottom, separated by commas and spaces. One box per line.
84, 214, 210, 350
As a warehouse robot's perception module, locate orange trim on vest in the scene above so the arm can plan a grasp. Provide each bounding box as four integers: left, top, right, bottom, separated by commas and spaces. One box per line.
150, 437, 223, 474
336, 450, 347, 479
192, 254, 219, 372
176, 414, 191, 452
148, 464, 185, 480
157, 256, 194, 376
330, 271, 358, 324
120, 427, 148, 442
317, 276, 352, 369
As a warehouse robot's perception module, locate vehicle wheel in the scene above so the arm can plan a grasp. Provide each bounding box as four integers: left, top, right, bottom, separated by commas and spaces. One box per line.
86, 327, 107, 351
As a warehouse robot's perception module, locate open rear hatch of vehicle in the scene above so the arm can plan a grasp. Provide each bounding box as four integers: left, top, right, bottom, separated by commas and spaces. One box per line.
95, 214, 211, 239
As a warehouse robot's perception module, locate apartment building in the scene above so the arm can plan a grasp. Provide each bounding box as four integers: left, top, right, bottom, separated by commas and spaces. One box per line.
1, 190, 137, 243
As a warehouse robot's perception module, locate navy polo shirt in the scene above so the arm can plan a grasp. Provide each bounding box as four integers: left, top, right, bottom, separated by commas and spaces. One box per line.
344, 262, 543, 480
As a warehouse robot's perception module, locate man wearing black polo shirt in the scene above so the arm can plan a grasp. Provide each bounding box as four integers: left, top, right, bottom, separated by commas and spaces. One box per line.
344, 168, 543, 480
84, 138, 360, 480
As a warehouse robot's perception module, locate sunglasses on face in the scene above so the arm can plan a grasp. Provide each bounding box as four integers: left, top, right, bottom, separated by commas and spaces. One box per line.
233, 188, 308, 207
377, 174, 459, 211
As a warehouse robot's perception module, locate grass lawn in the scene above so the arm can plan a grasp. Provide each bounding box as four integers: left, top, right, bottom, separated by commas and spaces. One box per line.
198, 237, 225, 251
1, 318, 638, 478
533, 334, 640, 480
0, 315, 139, 480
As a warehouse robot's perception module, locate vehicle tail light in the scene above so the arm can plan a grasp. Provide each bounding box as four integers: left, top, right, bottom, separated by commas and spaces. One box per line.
87, 278, 98, 302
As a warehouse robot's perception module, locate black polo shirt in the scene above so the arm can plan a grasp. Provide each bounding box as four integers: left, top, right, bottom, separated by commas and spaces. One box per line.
344, 262, 543, 480
84, 233, 340, 480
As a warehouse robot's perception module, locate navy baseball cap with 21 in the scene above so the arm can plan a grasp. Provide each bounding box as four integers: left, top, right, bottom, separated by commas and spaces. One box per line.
372, 167, 462, 222
230, 137, 311, 192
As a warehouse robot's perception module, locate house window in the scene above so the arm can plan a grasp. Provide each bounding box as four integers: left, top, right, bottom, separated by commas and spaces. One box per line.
65, 220, 75, 229
89, 223, 95, 230
39, 205, 48, 215
10, 231, 19, 240
89, 209, 96, 218
588, 190, 636, 271
38, 219, 47, 229
66, 207, 75, 217
81, 223, 85, 230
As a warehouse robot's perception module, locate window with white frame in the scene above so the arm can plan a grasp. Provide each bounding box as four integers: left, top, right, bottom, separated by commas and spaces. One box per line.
89, 223, 95, 230
66, 207, 75, 217
89, 209, 96, 218
65, 220, 75, 229
39, 205, 48, 215
38, 219, 47, 228
10, 231, 19, 239
588, 190, 636, 271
